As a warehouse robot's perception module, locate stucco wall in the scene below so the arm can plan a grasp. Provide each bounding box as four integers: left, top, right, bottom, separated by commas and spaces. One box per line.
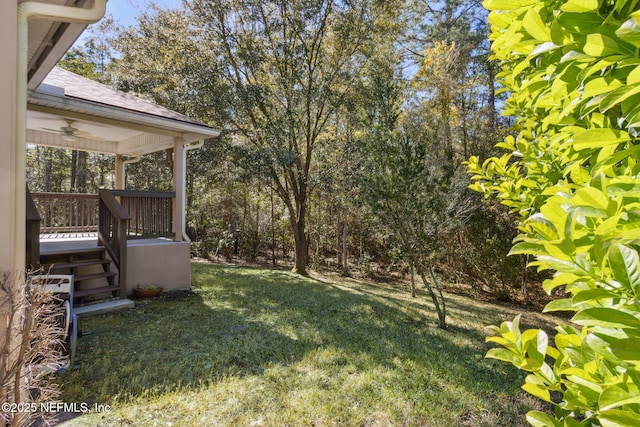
0, 3, 18, 272
125, 239, 191, 293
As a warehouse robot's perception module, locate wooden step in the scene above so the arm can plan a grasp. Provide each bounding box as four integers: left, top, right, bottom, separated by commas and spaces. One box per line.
42, 258, 112, 271
74, 285, 120, 298
40, 246, 106, 257
38, 244, 120, 303
73, 271, 117, 283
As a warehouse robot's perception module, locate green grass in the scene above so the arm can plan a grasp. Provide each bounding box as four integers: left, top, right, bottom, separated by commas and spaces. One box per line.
58, 262, 554, 426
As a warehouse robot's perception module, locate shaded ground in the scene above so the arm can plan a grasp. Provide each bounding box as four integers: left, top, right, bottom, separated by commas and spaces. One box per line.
52, 262, 554, 426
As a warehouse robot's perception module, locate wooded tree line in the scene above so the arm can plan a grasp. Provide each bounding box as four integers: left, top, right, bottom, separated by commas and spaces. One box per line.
29, 0, 536, 299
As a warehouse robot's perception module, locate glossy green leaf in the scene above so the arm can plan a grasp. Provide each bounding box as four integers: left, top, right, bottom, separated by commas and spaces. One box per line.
543, 272, 581, 292
571, 288, 622, 304
572, 308, 640, 329
486, 347, 522, 365
582, 77, 624, 98
535, 255, 591, 276
600, 409, 640, 427
610, 337, 640, 360
560, 0, 599, 12
593, 145, 640, 175
509, 241, 548, 256
483, 0, 538, 11
524, 8, 551, 41
523, 375, 553, 403
574, 187, 609, 211
616, 16, 640, 48
526, 411, 562, 427
543, 298, 573, 312
599, 384, 640, 411
573, 129, 631, 151
583, 33, 622, 57
599, 83, 640, 113
608, 244, 640, 293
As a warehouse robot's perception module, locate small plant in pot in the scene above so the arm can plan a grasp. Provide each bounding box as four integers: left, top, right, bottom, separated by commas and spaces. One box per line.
133, 284, 163, 298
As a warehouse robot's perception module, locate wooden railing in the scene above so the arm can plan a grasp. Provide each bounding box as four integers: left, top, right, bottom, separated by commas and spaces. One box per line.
98, 189, 130, 299
112, 190, 175, 239
30, 192, 99, 234
26, 188, 41, 269
30, 190, 175, 240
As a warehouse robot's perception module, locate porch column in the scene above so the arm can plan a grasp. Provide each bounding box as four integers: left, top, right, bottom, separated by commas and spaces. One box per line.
173, 138, 185, 242
115, 154, 125, 189
0, 3, 18, 271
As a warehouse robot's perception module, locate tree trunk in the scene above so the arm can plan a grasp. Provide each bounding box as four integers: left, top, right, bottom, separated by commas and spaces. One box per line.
341, 214, 349, 277
417, 263, 447, 329
70, 150, 78, 192
76, 150, 87, 193
292, 216, 308, 275
410, 262, 416, 298
270, 184, 276, 266
44, 148, 53, 192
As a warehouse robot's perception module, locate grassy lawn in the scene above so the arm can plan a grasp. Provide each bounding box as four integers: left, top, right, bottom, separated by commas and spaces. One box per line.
58, 262, 554, 426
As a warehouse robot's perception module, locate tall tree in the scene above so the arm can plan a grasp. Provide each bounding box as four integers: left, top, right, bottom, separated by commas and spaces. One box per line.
189, 0, 379, 274
112, 6, 227, 125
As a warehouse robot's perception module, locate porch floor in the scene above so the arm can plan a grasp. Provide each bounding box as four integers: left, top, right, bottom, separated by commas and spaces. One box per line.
40, 235, 100, 255
39, 235, 180, 254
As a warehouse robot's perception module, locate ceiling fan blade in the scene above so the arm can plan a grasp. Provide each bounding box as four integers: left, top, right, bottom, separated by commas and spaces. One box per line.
75, 130, 107, 141
41, 127, 63, 133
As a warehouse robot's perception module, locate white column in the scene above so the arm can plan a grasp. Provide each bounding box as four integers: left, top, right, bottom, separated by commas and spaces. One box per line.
0, 3, 18, 272
115, 154, 124, 189
173, 138, 185, 242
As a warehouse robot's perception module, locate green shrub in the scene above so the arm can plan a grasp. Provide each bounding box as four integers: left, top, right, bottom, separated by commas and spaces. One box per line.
468, 1, 640, 425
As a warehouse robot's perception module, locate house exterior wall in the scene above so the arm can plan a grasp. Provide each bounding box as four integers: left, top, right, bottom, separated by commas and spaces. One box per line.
125, 239, 191, 293
0, 3, 18, 272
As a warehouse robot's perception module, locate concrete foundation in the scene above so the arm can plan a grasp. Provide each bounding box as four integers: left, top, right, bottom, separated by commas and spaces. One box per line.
126, 238, 191, 293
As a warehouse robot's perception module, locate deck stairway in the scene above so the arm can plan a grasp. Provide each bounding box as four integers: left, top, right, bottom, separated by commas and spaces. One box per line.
27, 188, 175, 309
40, 245, 120, 303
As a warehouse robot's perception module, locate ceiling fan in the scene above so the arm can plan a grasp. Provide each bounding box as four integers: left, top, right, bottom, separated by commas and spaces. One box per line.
41, 119, 98, 141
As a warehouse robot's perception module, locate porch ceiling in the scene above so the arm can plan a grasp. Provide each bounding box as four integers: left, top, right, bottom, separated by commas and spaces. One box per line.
26, 67, 220, 156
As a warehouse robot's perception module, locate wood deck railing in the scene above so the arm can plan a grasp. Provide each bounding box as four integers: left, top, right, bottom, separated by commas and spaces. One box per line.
26, 188, 41, 269
28, 189, 176, 297
98, 189, 130, 299
113, 190, 175, 239
31, 192, 99, 234
30, 190, 176, 240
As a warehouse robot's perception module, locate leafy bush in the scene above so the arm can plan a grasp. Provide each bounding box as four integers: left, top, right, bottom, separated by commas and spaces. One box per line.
468, 0, 640, 425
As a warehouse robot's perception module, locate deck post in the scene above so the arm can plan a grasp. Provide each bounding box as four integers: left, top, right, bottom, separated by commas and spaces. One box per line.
115, 154, 124, 189
25, 188, 41, 269
98, 189, 130, 299
173, 137, 185, 242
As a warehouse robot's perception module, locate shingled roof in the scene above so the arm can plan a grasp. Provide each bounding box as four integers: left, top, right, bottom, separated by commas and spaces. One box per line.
26, 67, 219, 155
39, 67, 211, 128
